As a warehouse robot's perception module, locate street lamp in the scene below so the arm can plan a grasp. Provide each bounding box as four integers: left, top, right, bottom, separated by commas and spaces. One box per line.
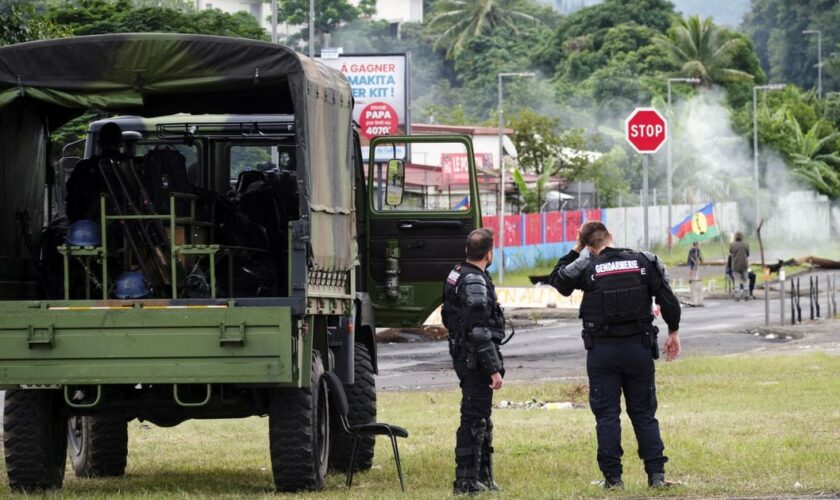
752, 83, 786, 228
666, 77, 700, 255
497, 72, 535, 283
309, 0, 315, 57
271, 0, 278, 44
803, 30, 822, 98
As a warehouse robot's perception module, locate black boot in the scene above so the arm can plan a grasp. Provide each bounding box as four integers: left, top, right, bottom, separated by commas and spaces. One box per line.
648, 472, 666, 488
478, 419, 500, 491
603, 474, 624, 489
453, 419, 487, 495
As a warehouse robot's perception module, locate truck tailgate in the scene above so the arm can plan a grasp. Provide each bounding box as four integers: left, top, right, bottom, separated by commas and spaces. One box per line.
0, 302, 296, 385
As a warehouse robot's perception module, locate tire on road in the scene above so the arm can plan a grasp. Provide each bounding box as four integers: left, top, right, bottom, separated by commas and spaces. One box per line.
68, 416, 128, 477
329, 342, 377, 472
269, 352, 330, 492
3, 389, 68, 492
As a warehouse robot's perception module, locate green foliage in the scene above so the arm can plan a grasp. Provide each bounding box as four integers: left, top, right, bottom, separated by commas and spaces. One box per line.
0, 0, 68, 45
278, 0, 375, 47
654, 15, 756, 86
427, 0, 545, 60
45, 0, 267, 39
509, 110, 562, 174
742, 0, 840, 93
512, 162, 554, 212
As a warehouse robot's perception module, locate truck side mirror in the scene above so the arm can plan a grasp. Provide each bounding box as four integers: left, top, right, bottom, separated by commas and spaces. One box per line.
385, 159, 405, 207
57, 156, 81, 208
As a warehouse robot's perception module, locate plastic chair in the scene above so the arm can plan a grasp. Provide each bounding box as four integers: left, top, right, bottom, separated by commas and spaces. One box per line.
323, 372, 409, 491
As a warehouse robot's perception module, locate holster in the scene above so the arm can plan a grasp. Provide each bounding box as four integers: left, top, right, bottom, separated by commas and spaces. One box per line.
582, 330, 594, 350
644, 325, 660, 359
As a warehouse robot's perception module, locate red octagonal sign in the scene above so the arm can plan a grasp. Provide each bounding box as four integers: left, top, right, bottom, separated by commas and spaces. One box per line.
625, 107, 668, 154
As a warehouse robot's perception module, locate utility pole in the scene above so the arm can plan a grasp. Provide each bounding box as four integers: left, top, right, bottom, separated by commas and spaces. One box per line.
803, 30, 822, 98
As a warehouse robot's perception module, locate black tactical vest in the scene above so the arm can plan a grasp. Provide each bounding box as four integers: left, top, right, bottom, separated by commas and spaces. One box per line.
579, 250, 653, 336
442, 264, 504, 354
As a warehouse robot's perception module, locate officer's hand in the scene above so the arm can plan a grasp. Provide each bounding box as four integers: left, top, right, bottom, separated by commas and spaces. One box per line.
489, 372, 503, 390
664, 331, 681, 361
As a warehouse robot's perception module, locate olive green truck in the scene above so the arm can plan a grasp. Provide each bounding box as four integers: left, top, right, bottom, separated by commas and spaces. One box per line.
0, 34, 483, 492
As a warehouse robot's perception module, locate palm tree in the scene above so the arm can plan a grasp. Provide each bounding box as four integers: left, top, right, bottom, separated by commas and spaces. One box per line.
654, 15, 754, 86
784, 111, 840, 198
427, 0, 538, 60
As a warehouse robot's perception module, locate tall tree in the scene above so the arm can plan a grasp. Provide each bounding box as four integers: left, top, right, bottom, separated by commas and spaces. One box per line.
0, 0, 68, 45
427, 0, 540, 60
784, 111, 840, 197
46, 0, 267, 40
742, 0, 840, 93
654, 15, 755, 86
278, 0, 375, 46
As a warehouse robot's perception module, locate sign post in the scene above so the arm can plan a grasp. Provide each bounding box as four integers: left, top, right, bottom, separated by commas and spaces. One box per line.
625, 108, 668, 250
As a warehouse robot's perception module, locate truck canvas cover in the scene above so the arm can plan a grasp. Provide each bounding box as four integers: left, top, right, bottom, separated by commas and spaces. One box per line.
0, 33, 356, 275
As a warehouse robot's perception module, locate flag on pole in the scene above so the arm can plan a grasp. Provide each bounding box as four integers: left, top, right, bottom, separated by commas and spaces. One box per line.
453, 195, 470, 210
671, 203, 719, 244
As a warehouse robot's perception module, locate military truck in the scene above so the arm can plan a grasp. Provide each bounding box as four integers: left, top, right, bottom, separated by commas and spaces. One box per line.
0, 34, 482, 492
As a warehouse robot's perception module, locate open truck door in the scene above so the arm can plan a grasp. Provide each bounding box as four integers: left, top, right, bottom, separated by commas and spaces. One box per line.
365, 135, 483, 327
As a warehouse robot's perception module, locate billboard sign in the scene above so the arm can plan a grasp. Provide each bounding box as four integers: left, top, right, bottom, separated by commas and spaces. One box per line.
319, 53, 409, 140
441, 153, 493, 186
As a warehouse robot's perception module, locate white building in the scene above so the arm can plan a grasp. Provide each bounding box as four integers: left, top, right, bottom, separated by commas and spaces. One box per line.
355, 0, 423, 24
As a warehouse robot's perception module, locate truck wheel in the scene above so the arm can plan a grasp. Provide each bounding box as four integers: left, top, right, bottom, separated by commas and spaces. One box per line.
3, 389, 67, 492
329, 342, 377, 471
269, 352, 330, 491
68, 416, 128, 477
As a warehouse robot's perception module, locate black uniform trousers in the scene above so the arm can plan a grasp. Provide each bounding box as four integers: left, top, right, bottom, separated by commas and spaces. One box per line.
587, 340, 667, 477
453, 358, 493, 465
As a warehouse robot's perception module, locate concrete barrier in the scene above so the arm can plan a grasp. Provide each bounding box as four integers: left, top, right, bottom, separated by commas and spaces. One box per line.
424, 286, 581, 325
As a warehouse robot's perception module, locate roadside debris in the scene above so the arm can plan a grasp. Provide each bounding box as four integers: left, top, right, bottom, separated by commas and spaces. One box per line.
496, 399, 582, 410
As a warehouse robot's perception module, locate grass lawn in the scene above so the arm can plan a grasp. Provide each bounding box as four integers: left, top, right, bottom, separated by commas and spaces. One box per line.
2, 353, 838, 498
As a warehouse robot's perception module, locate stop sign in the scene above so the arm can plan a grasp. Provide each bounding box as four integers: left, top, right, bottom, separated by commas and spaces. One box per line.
625, 107, 668, 154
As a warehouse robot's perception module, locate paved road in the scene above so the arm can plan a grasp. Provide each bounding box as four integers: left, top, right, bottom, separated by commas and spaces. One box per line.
376, 295, 806, 391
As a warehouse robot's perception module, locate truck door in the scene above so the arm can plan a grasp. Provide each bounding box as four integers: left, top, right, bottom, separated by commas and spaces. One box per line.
365, 135, 483, 327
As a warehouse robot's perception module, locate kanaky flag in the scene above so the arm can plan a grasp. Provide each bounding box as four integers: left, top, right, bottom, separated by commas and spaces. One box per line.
671, 203, 719, 244
453, 195, 470, 210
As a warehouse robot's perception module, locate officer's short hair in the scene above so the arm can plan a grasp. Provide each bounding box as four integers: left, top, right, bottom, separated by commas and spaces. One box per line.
580, 220, 610, 248
466, 228, 494, 261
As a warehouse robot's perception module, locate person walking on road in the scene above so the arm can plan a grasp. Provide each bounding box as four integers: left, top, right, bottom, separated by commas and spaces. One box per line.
548, 221, 681, 490
442, 228, 506, 495
729, 232, 750, 301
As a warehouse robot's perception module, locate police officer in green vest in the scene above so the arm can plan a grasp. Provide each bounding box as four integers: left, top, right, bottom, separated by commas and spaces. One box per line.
549, 221, 681, 489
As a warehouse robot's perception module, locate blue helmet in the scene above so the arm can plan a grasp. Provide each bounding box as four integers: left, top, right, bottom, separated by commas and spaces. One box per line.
67, 220, 101, 247
113, 271, 150, 299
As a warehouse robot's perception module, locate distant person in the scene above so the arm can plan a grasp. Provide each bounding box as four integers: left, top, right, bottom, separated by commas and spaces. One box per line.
549, 221, 681, 490
729, 232, 750, 301
687, 242, 703, 281
65, 122, 124, 222
441, 228, 506, 495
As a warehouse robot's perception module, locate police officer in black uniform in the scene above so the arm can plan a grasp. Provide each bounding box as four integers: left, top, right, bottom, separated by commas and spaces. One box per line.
442, 228, 505, 495
549, 221, 681, 489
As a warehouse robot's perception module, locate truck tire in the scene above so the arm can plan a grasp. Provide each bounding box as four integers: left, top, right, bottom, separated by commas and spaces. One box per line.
68, 416, 128, 477
329, 342, 377, 471
3, 389, 67, 492
269, 352, 330, 492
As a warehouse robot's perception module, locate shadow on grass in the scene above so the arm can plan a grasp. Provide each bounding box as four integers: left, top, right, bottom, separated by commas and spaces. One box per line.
61, 468, 278, 496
